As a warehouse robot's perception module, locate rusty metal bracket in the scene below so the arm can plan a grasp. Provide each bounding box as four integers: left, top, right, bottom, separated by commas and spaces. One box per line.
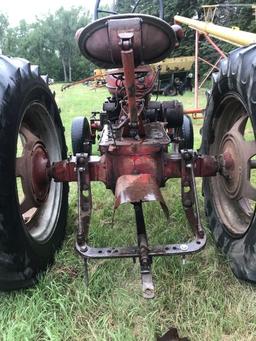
75, 153, 92, 283
76, 153, 92, 246
181, 150, 205, 239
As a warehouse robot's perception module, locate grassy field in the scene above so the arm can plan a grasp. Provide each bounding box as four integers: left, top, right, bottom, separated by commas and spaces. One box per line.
1, 85, 256, 341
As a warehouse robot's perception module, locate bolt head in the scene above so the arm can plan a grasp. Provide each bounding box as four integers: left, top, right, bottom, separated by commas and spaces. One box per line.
180, 244, 188, 251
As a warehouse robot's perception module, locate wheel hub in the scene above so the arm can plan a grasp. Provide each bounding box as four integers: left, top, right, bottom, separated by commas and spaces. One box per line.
220, 133, 243, 199
16, 126, 51, 211
220, 115, 256, 202
31, 142, 51, 203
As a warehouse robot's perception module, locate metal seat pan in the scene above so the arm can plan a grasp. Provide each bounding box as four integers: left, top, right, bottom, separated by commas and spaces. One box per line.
76, 14, 176, 68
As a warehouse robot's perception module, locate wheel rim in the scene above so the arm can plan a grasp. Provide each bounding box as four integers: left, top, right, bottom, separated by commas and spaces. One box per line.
16, 102, 63, 243
209, 93, 256, 236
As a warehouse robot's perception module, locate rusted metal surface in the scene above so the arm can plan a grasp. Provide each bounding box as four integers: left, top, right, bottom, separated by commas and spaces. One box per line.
51, 159, 77, 182
120, 36, 138, 129
106, 65, 156, 99
76, 14, 176, 68
163, 153, 219, 179
76, 236, 206, 259
181, 150, 204, 238
51, 145, 215, 298
184, 108, 203, 116
114, 174, 165, 207
76, 154, 92, 246
31, 144, 51, 202
114, 174, 169, 220
52, 153, 219, 185
53, 148, 214, 298
208, 91, 256, 236
16, 126, 51, 214
220, 116, 256, 201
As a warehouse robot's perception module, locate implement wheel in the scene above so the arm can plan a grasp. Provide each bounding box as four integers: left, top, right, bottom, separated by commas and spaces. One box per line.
178, 114, 194, 151
71, 116, 92, 155
202, 45, 256, 281
0, 56, 68, 290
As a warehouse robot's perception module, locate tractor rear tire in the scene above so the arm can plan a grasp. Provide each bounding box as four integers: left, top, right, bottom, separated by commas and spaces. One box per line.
202, 45, 256, 282
0, 56, 68, 290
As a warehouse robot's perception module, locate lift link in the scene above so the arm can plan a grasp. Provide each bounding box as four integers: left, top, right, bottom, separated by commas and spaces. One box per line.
181, 150, 204, 239
76, 153, 92, 283
76, 153, 92, 246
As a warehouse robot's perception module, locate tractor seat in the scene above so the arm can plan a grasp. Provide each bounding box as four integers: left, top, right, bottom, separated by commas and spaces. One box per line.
75, 14, 176, 69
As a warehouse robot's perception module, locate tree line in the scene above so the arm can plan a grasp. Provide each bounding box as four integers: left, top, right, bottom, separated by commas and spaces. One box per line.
0, 1, 255, 82
0, 7, 93, 82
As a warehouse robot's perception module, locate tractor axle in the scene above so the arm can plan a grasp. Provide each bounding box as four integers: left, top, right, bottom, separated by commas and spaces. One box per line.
51, 151, 219, 186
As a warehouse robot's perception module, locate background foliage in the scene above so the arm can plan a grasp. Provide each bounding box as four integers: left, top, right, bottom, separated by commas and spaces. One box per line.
0, 0, 255, 81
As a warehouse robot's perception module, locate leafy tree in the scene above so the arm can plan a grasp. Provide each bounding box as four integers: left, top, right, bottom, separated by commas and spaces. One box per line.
49, 7, 90, 82
1, 7, 92, 82
0, 13, 9, 52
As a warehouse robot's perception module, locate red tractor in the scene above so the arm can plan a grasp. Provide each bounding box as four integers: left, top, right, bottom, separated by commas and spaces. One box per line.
0, 4, 255, 299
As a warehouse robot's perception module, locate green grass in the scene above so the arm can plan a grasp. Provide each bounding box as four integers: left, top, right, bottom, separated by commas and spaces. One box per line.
1, 85, 256, 341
